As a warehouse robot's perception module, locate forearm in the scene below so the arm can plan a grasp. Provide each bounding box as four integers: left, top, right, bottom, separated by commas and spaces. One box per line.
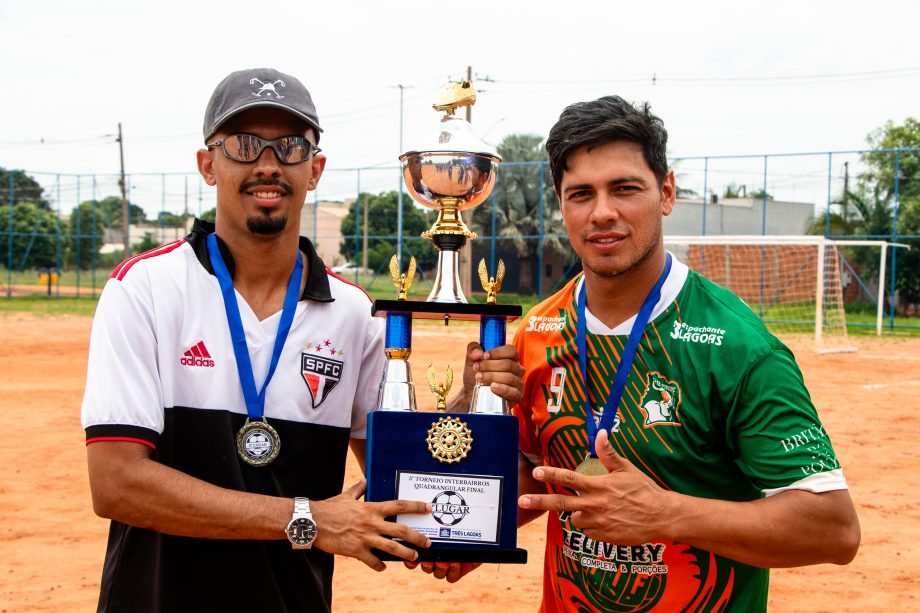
664, 489, 860, 568
88, 442, 291, 540
446, 387, 473, 413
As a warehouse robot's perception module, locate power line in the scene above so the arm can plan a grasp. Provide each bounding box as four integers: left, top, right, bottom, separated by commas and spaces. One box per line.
489, 66, 920, 87
0, 134, 115, 146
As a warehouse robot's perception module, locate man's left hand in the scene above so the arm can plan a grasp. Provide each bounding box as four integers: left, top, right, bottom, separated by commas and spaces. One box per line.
518, 430, 674, 545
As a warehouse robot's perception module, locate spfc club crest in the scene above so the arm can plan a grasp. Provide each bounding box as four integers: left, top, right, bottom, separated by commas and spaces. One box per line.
301, 340, 344, 409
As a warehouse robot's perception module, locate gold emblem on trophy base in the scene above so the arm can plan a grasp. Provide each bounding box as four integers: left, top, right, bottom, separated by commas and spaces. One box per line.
477, 259, 506, 304
426, 364, 453, 412
389, 255, 417, 301
426, 416, 473, 464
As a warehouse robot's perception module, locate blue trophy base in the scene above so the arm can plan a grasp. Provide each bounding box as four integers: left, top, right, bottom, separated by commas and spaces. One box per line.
365, 411, 527, 564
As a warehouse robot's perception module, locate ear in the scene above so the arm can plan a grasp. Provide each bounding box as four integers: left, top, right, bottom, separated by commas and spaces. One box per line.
661, 170, 676, 217
307, 153, 327, 191
197, 148, 217, 186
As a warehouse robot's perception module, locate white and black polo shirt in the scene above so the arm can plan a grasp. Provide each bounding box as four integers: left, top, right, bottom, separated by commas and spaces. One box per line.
82, 219, 384, 613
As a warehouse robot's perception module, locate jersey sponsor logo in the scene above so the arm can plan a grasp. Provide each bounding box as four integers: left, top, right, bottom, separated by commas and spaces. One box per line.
780, 423, 841, 477
179, 341, 215, 367
561, 526, 666, 567
555, 521, 734, 609
301, 339, 344, 409
638, 372, 682, 427
670, 320, 725, 345
524, 314, 567, 333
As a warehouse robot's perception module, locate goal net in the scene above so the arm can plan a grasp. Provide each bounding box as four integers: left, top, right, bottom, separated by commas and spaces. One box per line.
663, 236, 889, 353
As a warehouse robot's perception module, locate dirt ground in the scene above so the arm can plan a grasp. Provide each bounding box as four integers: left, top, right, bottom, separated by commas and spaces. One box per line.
0, 312, 918, 612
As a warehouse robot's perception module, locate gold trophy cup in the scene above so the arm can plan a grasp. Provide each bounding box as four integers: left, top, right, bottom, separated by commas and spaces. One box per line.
399, 81, 502, 303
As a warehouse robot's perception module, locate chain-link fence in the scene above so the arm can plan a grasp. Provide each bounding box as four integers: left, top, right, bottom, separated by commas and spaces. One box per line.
3, 148, 918, 331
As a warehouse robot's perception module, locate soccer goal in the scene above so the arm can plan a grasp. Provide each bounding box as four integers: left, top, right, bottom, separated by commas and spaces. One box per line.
663, 236, 893, 353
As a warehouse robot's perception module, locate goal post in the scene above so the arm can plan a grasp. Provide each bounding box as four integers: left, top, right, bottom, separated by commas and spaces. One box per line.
662, 236, 893, 353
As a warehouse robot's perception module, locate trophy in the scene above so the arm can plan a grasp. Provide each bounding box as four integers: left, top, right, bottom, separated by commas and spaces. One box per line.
400, 80, 501, 303
364, 81, 525, 564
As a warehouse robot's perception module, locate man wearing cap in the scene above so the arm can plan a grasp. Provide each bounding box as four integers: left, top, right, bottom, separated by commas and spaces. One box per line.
81, 68, 524, 613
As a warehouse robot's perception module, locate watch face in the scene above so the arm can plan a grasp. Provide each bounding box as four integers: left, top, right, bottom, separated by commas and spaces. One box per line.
287, 517, 317, 546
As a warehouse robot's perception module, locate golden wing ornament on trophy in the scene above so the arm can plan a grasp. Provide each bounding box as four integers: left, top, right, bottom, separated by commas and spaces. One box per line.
426, 364, 453, 412
389, 255, 417, 301
478, 259, 506, 305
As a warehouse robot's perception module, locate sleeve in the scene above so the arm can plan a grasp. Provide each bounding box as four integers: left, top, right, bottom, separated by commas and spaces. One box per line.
349, 315, 385, 439
727, 348, 847, 496
511, 319, 543, 466
81, 270, 164, 449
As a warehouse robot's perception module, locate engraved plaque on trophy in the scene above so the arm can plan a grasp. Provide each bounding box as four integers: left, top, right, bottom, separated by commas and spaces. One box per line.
364, 81, 525, 564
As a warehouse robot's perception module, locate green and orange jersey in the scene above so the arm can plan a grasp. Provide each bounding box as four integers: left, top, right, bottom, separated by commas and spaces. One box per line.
512, 257, 847, 613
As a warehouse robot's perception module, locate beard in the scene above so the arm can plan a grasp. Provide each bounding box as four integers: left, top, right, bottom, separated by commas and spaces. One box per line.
246, 208, 288, 235
580, 221, 663, 280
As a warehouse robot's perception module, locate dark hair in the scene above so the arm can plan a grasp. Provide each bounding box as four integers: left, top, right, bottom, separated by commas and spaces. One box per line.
545, 95, 668, 193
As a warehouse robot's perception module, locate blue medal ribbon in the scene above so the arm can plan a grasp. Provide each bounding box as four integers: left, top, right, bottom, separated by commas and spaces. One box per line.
576, 253, 672, 458
207, 233, 303, 422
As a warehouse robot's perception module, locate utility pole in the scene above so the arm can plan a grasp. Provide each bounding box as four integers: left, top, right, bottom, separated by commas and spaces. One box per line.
459, 65, 474, 298
117, 123, 130, 258
842, 161, 850, 223
396, 84, 410, 267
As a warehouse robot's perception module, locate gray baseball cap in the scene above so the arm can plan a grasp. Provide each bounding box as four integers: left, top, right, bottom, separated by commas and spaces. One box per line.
203, 68, 323, 143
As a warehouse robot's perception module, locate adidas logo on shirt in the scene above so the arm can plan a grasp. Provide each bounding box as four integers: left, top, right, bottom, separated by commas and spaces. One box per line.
180, 341, 215, 368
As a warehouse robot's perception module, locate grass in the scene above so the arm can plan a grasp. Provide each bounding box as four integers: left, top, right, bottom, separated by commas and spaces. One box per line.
750, 300, 920, 338
0, 296, 99, 317
3, 274, 917, 336
0, 273, 543, 320
0, 266, 110, 291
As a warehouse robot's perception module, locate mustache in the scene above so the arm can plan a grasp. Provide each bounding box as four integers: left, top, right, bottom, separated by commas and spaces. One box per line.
239, 178, 294, 195
582, 224, 628, 237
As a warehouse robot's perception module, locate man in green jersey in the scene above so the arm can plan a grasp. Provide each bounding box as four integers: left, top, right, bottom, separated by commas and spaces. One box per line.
511, 96, 861, 611
415, 96, 860, 611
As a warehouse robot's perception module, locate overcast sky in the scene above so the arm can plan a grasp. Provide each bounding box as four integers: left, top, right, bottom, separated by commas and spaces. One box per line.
2, 0, 918, 213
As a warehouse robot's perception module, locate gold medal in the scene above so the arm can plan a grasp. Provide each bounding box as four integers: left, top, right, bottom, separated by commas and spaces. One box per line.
236, 419, 281, 467
574, 455, 606, 496
574, 456, 607, 477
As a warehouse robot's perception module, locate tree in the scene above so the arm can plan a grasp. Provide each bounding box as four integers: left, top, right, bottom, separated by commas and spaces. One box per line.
864, 117, 920, 203
339, 191, 437, 273
135, 232, 162, 253
848, 118, 920, 307
96, 195, 148, 226
201, 207, 217, 222
155, 211, 189, 228
0, 168, 49, 209
0, 201, 60, 269
470, 133, 569, 293
67, 200, 106, 269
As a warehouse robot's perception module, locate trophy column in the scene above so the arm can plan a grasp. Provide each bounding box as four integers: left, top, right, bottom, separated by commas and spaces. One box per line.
470, 259, 510, 415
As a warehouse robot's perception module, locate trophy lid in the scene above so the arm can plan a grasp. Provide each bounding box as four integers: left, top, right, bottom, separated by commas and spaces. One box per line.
399, 81, 502, 162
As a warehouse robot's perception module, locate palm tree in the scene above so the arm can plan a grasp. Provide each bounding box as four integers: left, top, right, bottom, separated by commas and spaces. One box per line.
472, 133, 570, 293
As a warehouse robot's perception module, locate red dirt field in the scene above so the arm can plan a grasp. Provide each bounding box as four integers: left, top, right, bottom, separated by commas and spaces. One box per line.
0, 312, 917, 612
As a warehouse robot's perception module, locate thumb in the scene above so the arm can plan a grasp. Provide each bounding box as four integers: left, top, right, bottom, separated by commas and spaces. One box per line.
346, 478, 368, 500
595, 430, 625, 472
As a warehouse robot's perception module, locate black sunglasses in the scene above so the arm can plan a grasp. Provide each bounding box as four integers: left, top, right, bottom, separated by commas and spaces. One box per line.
206, 133, 321, 165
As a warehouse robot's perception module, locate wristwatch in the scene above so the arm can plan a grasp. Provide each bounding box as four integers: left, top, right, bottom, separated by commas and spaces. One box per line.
286, 497, 318, 549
